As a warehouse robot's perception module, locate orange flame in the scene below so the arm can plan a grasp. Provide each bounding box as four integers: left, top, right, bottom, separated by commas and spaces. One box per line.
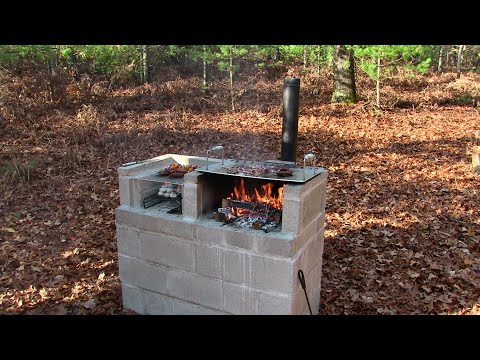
227, 179, 283, 217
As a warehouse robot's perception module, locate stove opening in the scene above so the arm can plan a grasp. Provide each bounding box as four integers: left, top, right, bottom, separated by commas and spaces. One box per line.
212, 177, 284, 232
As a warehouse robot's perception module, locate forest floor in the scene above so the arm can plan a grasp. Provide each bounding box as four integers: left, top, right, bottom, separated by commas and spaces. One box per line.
1, 64, 479, 315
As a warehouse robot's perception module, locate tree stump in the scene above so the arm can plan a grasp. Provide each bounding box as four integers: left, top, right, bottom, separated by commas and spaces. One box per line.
472, 146, 480, 172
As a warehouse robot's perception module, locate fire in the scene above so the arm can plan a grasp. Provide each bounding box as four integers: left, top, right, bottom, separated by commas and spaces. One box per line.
227, 179, 283, 217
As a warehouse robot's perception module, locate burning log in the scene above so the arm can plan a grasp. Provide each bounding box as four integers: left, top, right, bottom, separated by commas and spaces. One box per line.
221, 198, 271, 212
217, 178, 283, 231
213, 212, 227, 222
252, 221, 264, 230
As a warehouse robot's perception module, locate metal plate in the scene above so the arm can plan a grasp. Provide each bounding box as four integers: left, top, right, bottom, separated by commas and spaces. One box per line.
196, 159, 326, 183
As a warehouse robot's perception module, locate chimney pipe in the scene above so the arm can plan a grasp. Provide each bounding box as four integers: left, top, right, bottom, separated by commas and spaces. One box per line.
280, 77, 300, 162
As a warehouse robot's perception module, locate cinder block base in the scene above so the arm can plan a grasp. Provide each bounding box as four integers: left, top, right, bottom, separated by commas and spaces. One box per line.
116, 159, 328, 315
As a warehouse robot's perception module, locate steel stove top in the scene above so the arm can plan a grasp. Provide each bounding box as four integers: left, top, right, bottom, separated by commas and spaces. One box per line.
196, 159, 326, 183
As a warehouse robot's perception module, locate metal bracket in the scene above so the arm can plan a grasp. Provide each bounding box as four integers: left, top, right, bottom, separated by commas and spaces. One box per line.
303, 153, 316, 180
206, 145, 224, 170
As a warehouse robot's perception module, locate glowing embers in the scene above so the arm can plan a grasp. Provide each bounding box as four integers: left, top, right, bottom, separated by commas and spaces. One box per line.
214, 178, 283, 233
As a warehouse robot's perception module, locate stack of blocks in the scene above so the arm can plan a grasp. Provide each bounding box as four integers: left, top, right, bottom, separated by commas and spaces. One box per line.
116, 155, 328, 314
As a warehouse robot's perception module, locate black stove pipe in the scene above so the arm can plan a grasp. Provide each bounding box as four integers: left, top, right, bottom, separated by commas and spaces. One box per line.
280, 77, 300, 162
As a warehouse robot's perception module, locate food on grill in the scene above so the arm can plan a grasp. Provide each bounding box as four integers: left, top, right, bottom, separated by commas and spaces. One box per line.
158, 183, 182, 199
158, 169, 171, 176
225, 164, 294, 178
157, 162, 198, 178
273, 167, 294, 177
226, 164, 270, 176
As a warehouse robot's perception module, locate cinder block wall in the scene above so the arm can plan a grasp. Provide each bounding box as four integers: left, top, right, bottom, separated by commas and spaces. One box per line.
116, 160, 328, 315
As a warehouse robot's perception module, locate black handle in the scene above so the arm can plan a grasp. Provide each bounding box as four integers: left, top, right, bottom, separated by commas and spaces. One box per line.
298, 269, 306, 290
298, 269, 313, 315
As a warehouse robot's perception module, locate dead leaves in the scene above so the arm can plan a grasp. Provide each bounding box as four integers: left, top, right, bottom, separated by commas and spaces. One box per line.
1, 67, 480, 315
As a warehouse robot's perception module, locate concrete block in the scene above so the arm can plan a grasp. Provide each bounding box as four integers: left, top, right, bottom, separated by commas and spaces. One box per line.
301, 187, 325, 229
184, 171, 201, 184
223, 249, 250, 286
171, 297, 228, 315
166, 270, 223, 310
139, 214, 167, 234
158, 217, 196, 240
291, 266, 319, 315
310, 284, 321, 315
195, 223, 225, 246
140, 233, 195, 272
292, 242, 309, 289
282, 169, 328, 198
224, 229, 255, 251
257, 291, 291, 315
222, 282, 257, 315
116, 206, 148, 227
121, 283, 144, 314
311, 261, 324, 300
306, 237, 324, 275
119, 176, 133, 206
142, 288, 172, 315
118, 255, 167, 293
182, 183, 201, 220
118, 163, 145, 176
117, 208, 195, 240
256, 233, 293, 258
196, 243, 224, 279
293, 231, 323, 287
283, 182, 307, 198
116, 225, 140, 258
250, 254, 293, 294
315, 211, 326, 236
291, 283, 309, 315
282, 198, 302, 234
292, 217, 316, 255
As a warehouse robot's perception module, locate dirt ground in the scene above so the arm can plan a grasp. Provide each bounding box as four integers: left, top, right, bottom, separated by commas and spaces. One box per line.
1, 66, 479, 315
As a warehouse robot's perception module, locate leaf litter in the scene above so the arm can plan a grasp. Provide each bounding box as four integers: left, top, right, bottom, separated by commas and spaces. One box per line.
0, 68, 479, 315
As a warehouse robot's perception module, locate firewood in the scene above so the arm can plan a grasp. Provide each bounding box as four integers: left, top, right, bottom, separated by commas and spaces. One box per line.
221, 198, 269, 211
213, 212, 226, 222
252, 221, 264, 230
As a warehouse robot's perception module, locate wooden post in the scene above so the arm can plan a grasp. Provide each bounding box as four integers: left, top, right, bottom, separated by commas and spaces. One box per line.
472, 146, 480, 171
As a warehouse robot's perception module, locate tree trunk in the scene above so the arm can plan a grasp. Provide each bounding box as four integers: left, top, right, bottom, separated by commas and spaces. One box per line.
273, 47, 280, 62
229, 47, 235, 112
47, 58, 57, 101
331, 45, 357, 103
203, 45, 209, 95
317, 45, 321, 78
457, 45, 464, 79
376, 56, 381, 107
303, 47, 307, 69
141, 45, 149, 84
438, 45, 445, 73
